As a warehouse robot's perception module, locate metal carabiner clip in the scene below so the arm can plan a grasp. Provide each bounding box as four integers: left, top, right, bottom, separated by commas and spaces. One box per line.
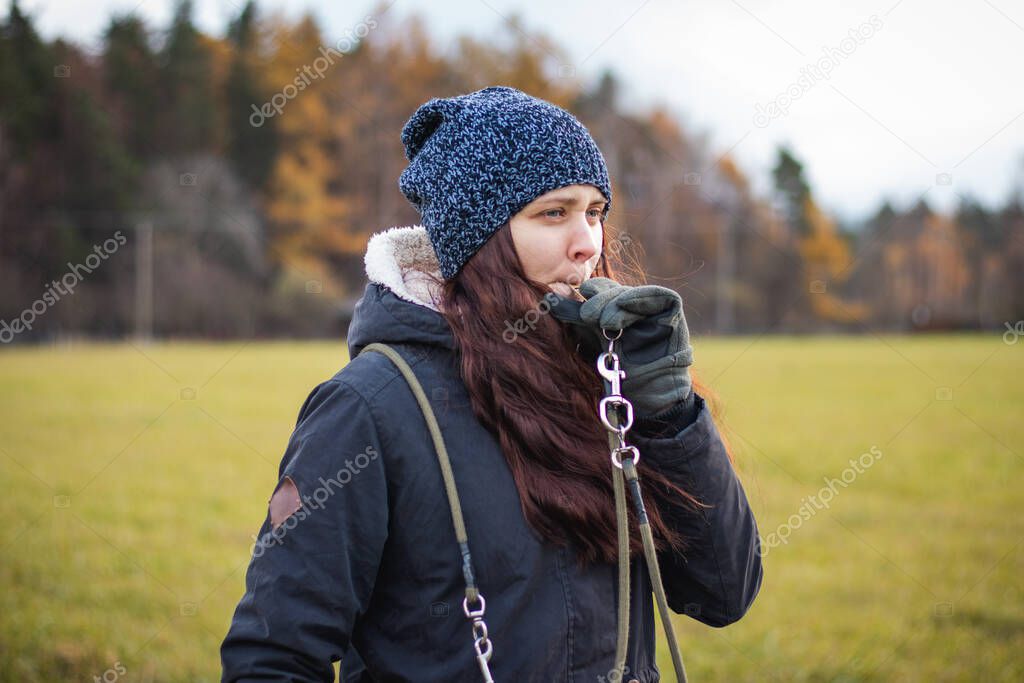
596, 328, 625, 396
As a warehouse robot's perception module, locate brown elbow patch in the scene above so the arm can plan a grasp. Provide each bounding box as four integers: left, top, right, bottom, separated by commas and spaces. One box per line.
268, 476, 302, 530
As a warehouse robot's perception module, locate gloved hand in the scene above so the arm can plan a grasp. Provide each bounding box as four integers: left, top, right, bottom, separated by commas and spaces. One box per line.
547, 277, 693, 418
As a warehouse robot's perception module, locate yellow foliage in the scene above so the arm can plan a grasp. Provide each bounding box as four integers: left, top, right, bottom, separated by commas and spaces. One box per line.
794, 197, 868, 323
798, 196, 852, 281
260, 12, 362, 266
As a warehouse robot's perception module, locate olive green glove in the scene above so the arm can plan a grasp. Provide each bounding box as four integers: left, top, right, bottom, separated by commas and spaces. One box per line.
549, 277, 694, 418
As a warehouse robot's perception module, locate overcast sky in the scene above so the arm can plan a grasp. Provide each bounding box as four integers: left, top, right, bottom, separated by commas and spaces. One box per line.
20, 0, 1024, 224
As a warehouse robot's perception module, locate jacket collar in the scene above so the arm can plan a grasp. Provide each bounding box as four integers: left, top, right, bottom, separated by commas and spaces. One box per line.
347, 226, 456, 357
363, 225, 444, 312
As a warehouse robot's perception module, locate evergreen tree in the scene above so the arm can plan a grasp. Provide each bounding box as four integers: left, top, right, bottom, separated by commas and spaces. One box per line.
0, 0, 58, 157
103, 14, 160, 160
225, 0, 277, 191
158, 0, 218, 155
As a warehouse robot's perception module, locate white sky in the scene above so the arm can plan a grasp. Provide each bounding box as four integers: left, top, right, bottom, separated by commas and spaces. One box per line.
20, 0, 1024, 224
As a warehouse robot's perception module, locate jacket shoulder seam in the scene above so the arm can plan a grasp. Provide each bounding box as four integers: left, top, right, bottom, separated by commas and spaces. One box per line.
336, 346, 435, 408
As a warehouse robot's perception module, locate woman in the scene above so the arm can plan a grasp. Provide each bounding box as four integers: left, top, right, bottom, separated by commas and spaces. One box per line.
220, 86, 763, 682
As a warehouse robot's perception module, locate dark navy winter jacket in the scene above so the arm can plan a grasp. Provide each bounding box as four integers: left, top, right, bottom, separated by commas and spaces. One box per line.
220, 228, 763, 682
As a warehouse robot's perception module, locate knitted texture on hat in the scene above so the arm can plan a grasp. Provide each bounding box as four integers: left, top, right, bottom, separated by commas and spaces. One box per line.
398, 86, 612, 280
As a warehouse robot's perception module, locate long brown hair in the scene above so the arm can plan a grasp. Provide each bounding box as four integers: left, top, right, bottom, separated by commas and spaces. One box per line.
428, 219, 729, 566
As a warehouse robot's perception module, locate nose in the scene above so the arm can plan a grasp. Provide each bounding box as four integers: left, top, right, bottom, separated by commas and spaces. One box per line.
568, 212, 599, 265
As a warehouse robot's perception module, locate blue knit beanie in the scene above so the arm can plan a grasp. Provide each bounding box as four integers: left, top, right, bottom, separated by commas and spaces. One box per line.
398, 86, 612, 280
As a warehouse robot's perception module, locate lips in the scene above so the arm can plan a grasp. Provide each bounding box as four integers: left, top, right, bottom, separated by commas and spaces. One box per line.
549, 282, 583, 300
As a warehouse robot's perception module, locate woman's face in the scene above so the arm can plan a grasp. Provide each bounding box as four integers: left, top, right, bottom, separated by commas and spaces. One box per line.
508, 184, 607, 299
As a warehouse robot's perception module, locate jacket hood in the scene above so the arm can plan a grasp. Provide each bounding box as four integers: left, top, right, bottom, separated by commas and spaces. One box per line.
347, 225, 456, 358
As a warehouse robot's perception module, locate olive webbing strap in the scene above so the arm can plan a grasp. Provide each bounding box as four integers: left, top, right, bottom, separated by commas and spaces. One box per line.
359, 344, 479, 602
607, 407, 689, 683
621, 456, 688, 682
361, 344, 496, 682
611, 431, 631, 679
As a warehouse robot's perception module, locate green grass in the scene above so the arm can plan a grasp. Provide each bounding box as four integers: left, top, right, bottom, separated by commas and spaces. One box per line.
0, 334, 1021, 682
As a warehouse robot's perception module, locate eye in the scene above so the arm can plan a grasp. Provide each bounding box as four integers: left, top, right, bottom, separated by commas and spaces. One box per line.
543, 208, 564, 218
587, 207, 604, 219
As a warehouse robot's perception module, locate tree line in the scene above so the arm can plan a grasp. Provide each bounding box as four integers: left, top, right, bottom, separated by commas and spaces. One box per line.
1, 0, 1021, 341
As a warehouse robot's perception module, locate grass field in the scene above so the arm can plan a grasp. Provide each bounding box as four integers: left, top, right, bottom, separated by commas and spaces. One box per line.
0, 334, 1021, 682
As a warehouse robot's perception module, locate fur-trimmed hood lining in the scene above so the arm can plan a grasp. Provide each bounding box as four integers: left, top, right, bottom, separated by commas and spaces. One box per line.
363, 225, 444, 312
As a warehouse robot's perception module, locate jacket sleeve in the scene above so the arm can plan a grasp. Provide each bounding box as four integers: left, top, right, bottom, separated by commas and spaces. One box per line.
220, 379, 389, 682
629, 391, 764, 627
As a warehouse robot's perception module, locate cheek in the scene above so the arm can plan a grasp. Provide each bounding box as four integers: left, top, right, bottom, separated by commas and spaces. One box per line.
513, 223, 559, 276
520, 246, 547, 278
532, 233, 566, 274
587, 228, 604, 269
508, 221, 532, 269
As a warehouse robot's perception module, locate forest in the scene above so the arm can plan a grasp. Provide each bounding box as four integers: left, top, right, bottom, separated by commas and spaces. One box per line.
2, 0, 1022, 341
